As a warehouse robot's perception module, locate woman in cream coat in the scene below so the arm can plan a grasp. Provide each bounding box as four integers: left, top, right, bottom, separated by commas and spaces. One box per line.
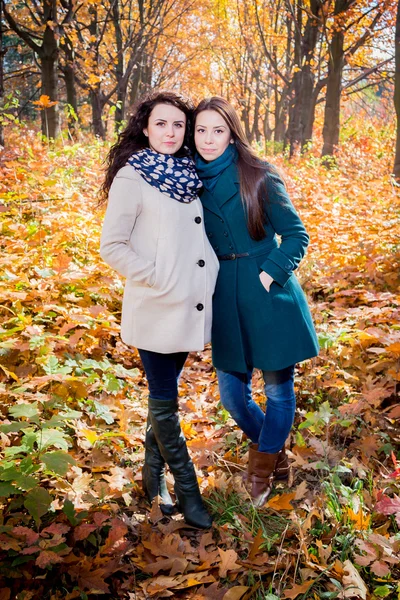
100, 91, 218, 529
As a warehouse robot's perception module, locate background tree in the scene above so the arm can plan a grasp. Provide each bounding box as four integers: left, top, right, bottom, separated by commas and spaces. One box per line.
321, 0, 392, 158
2, 0, 77, 138
394, 0, 400, 178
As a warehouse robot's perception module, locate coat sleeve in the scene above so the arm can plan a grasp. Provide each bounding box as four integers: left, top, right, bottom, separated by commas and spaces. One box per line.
260, 172, 309, 287
100, 168, 156, 285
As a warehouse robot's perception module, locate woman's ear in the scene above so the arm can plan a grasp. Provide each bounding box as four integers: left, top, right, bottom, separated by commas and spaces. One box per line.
143, 129, 148, 137
230, 139, 234, 144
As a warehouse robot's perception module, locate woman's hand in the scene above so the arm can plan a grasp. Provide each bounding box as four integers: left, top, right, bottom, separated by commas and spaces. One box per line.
259, 271, 274, 292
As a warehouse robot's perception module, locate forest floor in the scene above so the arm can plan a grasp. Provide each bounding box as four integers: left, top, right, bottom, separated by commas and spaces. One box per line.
0, 120, 399, 600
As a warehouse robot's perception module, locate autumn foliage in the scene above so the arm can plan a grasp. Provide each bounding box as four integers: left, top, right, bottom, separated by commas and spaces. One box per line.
0, 116, 399, 598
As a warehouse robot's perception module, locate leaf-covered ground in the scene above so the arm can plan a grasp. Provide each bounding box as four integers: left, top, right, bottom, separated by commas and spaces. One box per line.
0, 121, 399, 600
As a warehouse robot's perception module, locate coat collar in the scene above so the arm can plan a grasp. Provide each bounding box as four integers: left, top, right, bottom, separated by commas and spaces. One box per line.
200, 163, 239, 216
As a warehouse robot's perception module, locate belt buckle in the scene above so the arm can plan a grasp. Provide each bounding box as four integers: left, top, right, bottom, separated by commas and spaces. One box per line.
229, 253, 236, 260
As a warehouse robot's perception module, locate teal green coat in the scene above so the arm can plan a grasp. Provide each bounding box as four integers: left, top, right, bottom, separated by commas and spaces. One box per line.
200, 162, 319, 373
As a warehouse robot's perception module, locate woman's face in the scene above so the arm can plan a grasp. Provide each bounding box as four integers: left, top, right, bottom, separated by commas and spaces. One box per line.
194, 110, 232, 161
143, 103, 186, 155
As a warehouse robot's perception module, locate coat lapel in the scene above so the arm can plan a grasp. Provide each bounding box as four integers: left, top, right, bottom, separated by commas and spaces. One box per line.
213, 164, 240, 209
198, 163, 239, 216
199, 187, 222, 217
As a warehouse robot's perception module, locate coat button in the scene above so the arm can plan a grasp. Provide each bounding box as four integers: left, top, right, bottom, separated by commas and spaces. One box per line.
207, 232, 213, 238
223, 231, 228, 237
196, 303, 204, 311
229, 244, 234, 250
195, 216, 202, 224
198, 259, 205, 267
285, 263, 291, 269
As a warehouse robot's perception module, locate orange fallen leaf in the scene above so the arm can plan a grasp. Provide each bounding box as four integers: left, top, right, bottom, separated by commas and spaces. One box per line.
346, 507, 371, 530
248, 526, 264, 561
283, 580, 314, 599
267, 492, 296, 511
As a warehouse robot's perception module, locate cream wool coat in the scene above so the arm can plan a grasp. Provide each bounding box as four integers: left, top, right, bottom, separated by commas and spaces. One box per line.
100, 165, 219, 353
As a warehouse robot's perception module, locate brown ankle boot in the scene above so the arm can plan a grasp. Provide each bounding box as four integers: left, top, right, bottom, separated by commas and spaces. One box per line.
243, 445, 289, 483
274, 447, 290, 481
247, 444, 279, 508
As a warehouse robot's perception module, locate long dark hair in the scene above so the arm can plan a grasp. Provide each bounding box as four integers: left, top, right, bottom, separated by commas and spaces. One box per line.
194, 97, 275, 241
99, 90, 194, 204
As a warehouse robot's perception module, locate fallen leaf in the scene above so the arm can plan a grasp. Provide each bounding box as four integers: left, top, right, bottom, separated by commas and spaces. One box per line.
35, 550, 64, 568
248, 527, 264, 561
218, 548, 241, 578
343, 560, 368, 599
370, 560, 390, 577
294, 480, 308, 501
282, 580, 314, 599
267, 492, 296, 511
222, 586, 249, 599
73, 523, 98, 542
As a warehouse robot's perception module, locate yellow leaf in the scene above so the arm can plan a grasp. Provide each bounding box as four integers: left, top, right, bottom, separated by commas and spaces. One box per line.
181, 421, 197, 439
80, 429, 98, 445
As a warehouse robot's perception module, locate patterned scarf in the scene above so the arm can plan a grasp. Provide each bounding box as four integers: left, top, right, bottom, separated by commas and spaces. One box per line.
127, 149, 202, 203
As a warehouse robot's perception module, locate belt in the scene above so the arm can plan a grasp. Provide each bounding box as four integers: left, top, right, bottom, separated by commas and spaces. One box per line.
217, 252, 249, 261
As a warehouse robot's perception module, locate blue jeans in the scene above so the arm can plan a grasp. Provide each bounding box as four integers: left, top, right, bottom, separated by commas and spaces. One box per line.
217, 365, 296, 453
138, 349, 188, 400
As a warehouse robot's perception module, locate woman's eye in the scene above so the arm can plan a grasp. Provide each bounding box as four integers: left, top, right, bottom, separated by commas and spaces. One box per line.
196, 128, 205, 133
175, 123, 184, 128
215, 129, 224, 134
156, 122, 165, 127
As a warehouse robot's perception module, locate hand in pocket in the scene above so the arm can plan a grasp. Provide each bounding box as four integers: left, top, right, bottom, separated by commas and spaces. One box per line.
259, 270, 274, 292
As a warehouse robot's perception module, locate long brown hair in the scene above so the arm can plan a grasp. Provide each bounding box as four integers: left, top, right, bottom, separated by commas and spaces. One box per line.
99, 90, 194, 204
194, 97, 275, 241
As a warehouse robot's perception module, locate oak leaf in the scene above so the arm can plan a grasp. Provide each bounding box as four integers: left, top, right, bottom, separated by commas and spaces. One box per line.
370, 560, 390, 577
248, 527, 264, 561
35, 550, 64, 568
342, 560, 367, 599
267, 492, 296, 511
218, 548, 241, 578
222, 587, 249, 599
282, 580, 314, 599
12, 526, 40, 546
375, 495, 400, 526
143, 557, 188, 576
73, 523, 98, 542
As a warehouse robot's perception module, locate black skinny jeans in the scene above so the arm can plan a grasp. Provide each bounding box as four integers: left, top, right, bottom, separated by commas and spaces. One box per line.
138, 349, 188, 400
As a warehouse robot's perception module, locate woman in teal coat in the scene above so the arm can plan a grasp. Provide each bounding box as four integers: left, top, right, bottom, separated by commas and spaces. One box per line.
193, 97, 319, 507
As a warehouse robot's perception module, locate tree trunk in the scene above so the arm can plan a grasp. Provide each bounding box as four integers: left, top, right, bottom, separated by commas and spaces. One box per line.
321, 2, 346, 158
63, 62, 78, 126
300, 0, 322, 149
112, 0, 125, 130
91, 89, 106, 139
303, 78, 327, 146
274, 91, 288, 145
40, 24, 59, 139
0, 0, 4, 147
287, 0, 302, 157
394, 0, 400, 179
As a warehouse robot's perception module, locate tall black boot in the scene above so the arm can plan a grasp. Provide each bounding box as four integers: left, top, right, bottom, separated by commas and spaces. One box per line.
148, 396, 212, 529
142, 415, 175, 516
